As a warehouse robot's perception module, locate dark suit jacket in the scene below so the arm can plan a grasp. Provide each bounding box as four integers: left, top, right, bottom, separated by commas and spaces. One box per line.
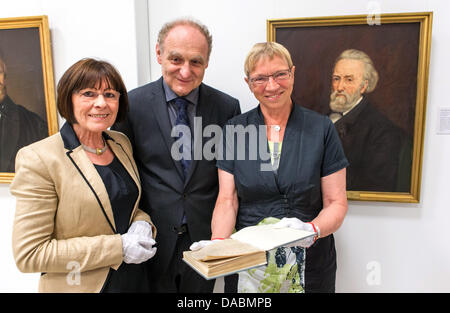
332, 96, 411, 192
113, 77, 240, 274
0, 96, 48, 172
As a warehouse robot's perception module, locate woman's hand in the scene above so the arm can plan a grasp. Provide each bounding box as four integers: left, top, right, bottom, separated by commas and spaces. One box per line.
274, 217, 318, 248
128, 220, 154, 238
121, 221, 157, 264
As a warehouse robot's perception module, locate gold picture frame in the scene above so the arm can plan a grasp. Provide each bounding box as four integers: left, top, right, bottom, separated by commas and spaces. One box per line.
268, 12, 432, 203
0, 15, 57, 183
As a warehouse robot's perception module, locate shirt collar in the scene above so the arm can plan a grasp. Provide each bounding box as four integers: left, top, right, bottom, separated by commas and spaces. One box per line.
343, 96, 363, 116
162, 79, 199, 106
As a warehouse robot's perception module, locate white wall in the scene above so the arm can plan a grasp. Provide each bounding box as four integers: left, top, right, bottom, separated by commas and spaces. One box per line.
1, 0, 449, 292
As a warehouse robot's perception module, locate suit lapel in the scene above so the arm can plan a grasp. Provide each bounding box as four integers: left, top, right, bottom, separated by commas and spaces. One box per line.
334, 96, 368, 138
106, 133, 142, 225
184, 84, 214, 185
148, 78, 185, 181
60, 123, 116, 233
71, 147, 116, 232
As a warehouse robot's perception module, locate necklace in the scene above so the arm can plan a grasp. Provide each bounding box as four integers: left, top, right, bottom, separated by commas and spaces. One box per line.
81, 138, 108, 155
272, 125, 281, 132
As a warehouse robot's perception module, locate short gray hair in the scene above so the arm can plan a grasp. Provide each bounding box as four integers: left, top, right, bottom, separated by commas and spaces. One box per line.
157, 18, 213, 60
334, 49, 379, 93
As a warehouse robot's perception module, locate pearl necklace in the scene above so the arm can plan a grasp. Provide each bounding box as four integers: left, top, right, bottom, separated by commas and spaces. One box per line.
81, 138, 108, 155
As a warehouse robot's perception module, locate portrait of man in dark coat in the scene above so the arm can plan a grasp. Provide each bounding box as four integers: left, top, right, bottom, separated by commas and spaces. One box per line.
0, 55, 48, 172
327, 49, 412, 192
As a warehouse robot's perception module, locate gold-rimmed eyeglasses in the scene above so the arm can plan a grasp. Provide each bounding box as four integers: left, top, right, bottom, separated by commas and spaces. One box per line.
249, 69, 292, 86
76, 89, 121, 103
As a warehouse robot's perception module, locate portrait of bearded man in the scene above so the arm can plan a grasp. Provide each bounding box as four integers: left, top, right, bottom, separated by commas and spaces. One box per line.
0, 55, 48, 173
327, 49, 412, 192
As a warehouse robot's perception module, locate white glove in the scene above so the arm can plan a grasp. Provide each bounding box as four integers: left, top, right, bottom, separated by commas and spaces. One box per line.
189, 239, 223, 251
274, 217, 318, 248
128, 220, 153, 239
121, 232, 157, 264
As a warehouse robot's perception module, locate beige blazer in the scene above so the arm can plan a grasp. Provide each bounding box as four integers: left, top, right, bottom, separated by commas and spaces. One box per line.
10, 123, 156, 293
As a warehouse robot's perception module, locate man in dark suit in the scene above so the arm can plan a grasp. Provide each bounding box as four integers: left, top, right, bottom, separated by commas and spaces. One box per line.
0, 55, 47, 172
113, 18, 240, 292
328, 49, 411, 192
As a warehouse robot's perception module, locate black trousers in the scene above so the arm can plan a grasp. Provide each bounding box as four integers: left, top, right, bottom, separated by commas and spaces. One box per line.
150, 231, 215, 293
224, 274, 238, 293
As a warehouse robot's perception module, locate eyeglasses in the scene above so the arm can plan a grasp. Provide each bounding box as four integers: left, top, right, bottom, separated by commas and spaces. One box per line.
76, 89, 121, 103
249, 69, 292, 86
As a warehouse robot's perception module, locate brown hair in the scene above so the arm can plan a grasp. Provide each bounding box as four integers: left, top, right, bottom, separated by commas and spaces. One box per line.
57, 58, 129, 124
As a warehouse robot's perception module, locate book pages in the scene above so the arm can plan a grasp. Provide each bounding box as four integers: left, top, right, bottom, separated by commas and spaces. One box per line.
230, 224, 315, 250
190, 239, 262, 261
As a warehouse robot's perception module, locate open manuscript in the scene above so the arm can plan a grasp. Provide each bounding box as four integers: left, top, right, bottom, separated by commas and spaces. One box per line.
182, 223, 315, 280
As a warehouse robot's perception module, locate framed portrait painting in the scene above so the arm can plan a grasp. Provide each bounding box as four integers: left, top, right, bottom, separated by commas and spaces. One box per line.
0, 15, 57, 183
268, 12, 432, 203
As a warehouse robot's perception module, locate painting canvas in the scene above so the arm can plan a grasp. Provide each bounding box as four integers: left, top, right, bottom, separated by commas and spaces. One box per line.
0, 16, 57, 183
268, 13, 432, 202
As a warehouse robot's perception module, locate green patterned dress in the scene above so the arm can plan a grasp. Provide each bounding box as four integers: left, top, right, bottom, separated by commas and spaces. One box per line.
237, 218, 306, 293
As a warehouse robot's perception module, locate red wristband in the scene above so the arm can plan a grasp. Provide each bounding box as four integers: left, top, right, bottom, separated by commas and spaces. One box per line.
211, 237, 225, 241
307, 222, 319, 242
307, 222, 317, 233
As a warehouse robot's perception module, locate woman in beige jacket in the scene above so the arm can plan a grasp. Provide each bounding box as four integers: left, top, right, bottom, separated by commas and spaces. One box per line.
11, 58, 157, 292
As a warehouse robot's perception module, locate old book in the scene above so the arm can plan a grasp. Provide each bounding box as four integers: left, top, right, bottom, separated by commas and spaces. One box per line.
182, 224, 315, 280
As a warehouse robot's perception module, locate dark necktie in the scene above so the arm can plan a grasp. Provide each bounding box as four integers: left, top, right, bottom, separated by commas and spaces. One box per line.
175, 97, 191, 180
